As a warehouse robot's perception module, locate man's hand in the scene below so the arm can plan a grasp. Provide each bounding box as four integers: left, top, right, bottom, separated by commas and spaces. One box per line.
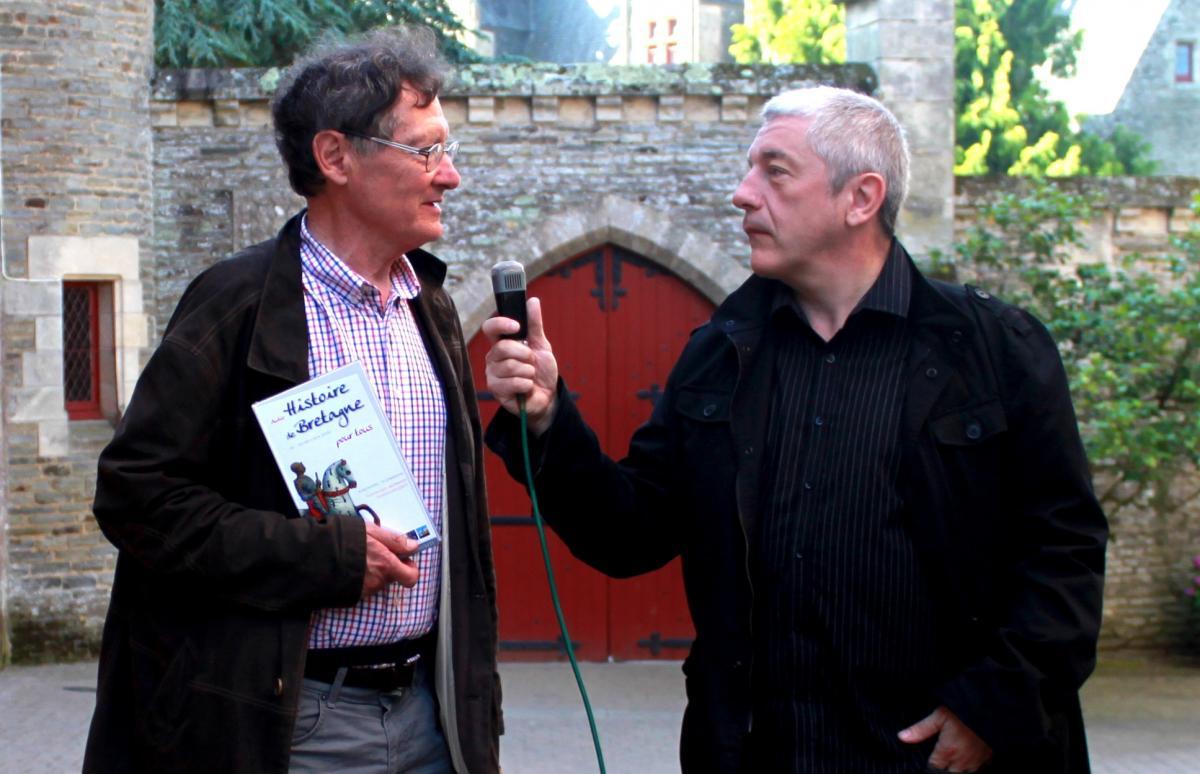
361, 522, 420, 598
898, 705, 993, 772
482, 296, 559, 436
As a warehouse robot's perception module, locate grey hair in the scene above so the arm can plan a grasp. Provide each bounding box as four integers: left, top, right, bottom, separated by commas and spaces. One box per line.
271, 26, 448, 198
761, 87, 910, 235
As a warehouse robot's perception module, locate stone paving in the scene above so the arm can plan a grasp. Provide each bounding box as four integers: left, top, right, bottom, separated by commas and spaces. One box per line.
0, 657, 1197, 773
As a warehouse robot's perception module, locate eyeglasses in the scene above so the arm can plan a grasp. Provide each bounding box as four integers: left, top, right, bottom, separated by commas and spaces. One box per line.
344, 132, 460, 172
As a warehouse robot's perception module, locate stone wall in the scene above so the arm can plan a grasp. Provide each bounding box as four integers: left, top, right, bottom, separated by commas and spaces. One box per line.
0, 1, 154, 662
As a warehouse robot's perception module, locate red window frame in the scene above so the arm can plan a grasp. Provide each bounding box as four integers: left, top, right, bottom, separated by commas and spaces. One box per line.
1176, 41, 1194, 83
63, 281, 103, 419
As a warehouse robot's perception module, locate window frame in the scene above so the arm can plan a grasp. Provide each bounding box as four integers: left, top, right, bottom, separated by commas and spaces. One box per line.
62, 280, 116, 421
1176, 41, 1194, 83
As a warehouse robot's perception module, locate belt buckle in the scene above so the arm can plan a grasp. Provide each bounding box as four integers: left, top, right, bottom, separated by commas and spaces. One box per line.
359, 654, 419, 693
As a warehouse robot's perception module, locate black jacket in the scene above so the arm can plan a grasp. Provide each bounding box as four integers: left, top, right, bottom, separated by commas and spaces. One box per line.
488, 248, 1106, 772
85, 214, 501, 773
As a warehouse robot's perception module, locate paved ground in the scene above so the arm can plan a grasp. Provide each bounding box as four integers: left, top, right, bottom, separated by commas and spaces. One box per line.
0, 656, 1197, 773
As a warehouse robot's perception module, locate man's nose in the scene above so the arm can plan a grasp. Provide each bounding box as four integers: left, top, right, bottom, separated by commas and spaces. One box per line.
731, 175, 757, 211
434, 154, 461, 189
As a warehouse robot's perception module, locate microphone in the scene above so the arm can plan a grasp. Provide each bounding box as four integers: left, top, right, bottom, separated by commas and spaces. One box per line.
491, 260, 528, 340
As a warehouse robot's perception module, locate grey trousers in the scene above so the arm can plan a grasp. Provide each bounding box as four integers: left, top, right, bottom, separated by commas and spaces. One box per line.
289, 662, 454, 773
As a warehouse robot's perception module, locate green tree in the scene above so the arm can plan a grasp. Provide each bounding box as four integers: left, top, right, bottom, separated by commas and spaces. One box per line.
729, 0, 844, 65
730, 0, 1155, 176
954, 0, 1153, 176
154, 0, 480, 68
931, 184, 1200, 522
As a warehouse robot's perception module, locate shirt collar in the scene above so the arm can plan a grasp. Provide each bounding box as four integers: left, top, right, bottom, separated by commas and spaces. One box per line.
299, 214, 421, 307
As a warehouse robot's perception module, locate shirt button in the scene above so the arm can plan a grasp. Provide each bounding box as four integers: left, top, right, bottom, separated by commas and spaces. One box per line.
743, 446, 754, 457
702, 404, 717, 417
824, 353, 836, 364
951, 330, 964, 344
803, 481, 813, 491
814, 416, 824, 427
974, 288, 990, 299
795, 552, 803, 560
925, 367, 939, 379
966, 422, 983, 440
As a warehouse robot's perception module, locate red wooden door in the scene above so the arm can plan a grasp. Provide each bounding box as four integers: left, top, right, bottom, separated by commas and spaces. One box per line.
469, 245, 715, 661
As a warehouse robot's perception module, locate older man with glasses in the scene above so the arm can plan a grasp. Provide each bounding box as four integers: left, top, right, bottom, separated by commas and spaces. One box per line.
83, 27, 501, 774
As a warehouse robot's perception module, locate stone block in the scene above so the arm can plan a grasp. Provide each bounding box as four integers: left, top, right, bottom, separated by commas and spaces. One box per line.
9, 386, 67, 423
21, 351, 63, 388
721, 95, 749, 123
875, 59, 953, 99
495, 97, 531, 125
3, 279, 60, 316
35, 316, 62, 350
623, 97, 656, 123
877, 19, 953, 61
1169, 207, 1197, 233
213, 99, 240, 127
467, 96, 495, 124
119, 279, 144, 315
658, 95, 685, 122
596, 96, 623, 123
532, 96, 559, 123
684, 95, 720, 123
558, 97, 594, 125
441, 97, 467, 127
27, 235, 139, 280
241, 101, 272, 127
1115, 207, 1169, 236
176, 100, 213, 127
150, 101, 177, 128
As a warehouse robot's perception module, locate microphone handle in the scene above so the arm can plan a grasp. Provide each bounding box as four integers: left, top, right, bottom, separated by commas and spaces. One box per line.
495, 289, 528, 340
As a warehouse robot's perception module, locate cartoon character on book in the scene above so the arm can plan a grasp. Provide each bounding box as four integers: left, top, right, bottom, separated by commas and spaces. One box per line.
290, 459, 380, 526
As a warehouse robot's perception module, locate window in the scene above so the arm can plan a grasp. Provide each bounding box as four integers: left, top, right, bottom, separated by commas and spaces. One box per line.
62, 281, 116, 420
665, 43, 676, 64
1177, 41, 1194, 83
667, 18, 677, 36
647, 44, 657, 64
648, 20, 656, 39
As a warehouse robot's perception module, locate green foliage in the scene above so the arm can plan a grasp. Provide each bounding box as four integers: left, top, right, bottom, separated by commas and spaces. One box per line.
154, 0, 481, 68
729, 0, 844, 65
953, 0, 1152, 176
932, 184, 1200, 520
730, 0, 1156, 177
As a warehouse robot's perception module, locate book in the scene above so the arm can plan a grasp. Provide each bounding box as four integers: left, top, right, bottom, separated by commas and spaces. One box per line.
251, 361, 440, 549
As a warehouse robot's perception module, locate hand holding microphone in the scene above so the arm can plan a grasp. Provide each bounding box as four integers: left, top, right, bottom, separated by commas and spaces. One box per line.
484, 261, 560, 435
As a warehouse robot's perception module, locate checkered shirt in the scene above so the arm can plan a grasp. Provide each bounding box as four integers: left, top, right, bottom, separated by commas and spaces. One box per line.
298, 215, 445, 648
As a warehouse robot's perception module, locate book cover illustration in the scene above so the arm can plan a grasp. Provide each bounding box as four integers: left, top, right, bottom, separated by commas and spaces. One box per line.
252, 361, 439, 548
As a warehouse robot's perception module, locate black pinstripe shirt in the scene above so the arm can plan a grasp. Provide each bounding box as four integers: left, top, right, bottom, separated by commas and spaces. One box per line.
748, 244, 943, 772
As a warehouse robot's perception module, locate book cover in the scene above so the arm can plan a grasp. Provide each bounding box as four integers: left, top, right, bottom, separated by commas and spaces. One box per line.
251, 361, 439, 549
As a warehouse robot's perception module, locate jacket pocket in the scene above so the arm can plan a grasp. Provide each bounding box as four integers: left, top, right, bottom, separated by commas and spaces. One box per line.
929, 399, 1007, 446
131, 636, 196, 749
674, 388, 731, 423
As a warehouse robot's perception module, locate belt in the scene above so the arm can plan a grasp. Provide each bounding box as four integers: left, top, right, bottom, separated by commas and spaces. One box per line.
304, 633, 435, 692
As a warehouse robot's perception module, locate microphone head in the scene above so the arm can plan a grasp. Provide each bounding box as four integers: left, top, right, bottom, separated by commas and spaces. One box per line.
491, 260, 526, 294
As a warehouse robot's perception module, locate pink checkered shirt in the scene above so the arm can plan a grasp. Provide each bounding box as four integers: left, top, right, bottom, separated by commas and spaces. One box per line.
298, 215, 445, 648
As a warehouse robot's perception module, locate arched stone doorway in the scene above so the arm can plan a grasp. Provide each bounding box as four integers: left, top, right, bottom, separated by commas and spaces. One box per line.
468, 243, 715, 661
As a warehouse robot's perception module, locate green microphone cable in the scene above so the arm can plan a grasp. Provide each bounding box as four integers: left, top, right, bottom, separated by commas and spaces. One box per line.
517, 395, 607, 774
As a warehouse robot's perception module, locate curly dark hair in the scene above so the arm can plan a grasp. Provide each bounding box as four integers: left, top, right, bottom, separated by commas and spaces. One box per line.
271, 26, 448, 197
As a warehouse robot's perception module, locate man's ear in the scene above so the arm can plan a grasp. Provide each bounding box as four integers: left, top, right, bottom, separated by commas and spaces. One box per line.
844, 172, 886, 228
312, 130, 354, 187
